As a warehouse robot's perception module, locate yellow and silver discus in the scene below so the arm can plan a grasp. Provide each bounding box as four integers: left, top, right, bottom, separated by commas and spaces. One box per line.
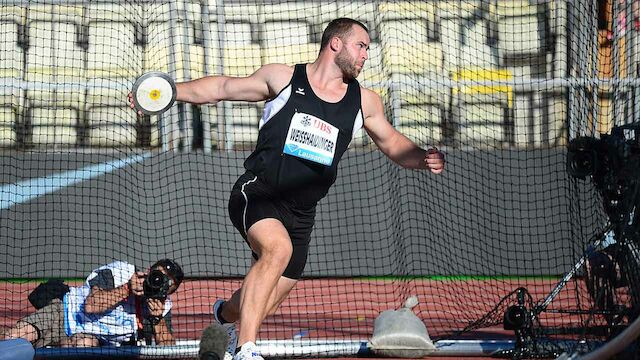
132, 71, 177, 115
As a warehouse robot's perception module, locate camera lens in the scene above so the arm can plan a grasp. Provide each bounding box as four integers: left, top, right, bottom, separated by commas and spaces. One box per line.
147, 270, 165, 287
569, 152, 596, 177
143, 269, 170, 300
503, 305, 528, 330
567, 137, 600, 179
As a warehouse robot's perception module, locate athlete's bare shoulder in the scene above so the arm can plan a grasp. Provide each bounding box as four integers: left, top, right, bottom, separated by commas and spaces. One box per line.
359, 86, 383, 115
359, 86, 379, 99
256, 64, 295, 96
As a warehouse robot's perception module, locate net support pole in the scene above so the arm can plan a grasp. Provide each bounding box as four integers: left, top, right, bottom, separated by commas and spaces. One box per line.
590, 0, 599, 136
611, 0, 621, 130
179, 0, 194, 150
165, 0, 181, 152
199, 0, 213, 153
215, 0, 228, 151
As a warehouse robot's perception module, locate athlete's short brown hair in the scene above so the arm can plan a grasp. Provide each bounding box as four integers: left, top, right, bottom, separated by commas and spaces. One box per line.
320, 18, 369, 50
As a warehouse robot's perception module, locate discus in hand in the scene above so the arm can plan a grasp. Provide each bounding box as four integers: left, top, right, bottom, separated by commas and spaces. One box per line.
132, 71, 176, 115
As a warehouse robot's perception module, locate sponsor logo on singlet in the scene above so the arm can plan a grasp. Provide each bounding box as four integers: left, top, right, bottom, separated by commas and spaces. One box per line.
283, 112, 338, 166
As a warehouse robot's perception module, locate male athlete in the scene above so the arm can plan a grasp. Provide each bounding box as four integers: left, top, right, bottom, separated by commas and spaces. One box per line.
130, 17, 445, 360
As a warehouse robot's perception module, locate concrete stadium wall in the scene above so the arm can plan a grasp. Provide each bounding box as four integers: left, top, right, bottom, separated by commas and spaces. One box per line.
0, 148, 602, 278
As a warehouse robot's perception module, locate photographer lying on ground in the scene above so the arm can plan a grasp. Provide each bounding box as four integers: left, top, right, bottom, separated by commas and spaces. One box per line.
1, 259, 183, 347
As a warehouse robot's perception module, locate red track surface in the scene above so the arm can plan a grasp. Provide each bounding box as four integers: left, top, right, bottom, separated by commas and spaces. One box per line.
0, 278, 597, 359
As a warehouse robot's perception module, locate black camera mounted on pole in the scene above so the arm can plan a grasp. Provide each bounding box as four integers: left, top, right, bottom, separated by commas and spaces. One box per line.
567, 123, 640, 324
567, 122, 640, 227
497, 123, 640, 359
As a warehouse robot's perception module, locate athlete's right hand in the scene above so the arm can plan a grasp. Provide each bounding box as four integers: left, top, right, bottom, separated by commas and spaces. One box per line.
425, 148, 445, 174
128, 92, 144, 116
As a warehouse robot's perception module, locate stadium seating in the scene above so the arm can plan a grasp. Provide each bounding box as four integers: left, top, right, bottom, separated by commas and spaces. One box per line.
436, 1, 497, 70
0, 0, 569, 149
87, 3, 140, 23
26, 21, 85, 82
29, 107, 79, 146
222, 21, 254, 45
86, 106, 138, 147
0, 91, 18, 146
0, 109, 16, 146
202, 105, 220, 148
226, 102, 260, 148
390, 74, 448, 146
379, 1, 436, 40
87, 21, 142, 79
262, 43, 319, 67
396, 103, 443, 146
494, 1, 542, 59
27, 3, 84, 23
223, 45, 262, 77
0, 4, 26, 23
263, 21, 312, 46
216, 2, 261, 24
86, 83, 139, 147
383, 42, 443, 75
144, 16, 208, 81
451, 68, 513, 146
329, 1, 379, 41
0, 22, 22, 79
380, 18, 429, 44
441, 20, 495, 70
25, 87, 83, 145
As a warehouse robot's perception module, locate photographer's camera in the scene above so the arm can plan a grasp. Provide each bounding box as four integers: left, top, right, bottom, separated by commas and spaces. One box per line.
143, 269, 171, 301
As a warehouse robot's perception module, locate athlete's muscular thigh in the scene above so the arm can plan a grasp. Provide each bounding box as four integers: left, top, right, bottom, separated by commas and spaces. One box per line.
246, 218, 293, 262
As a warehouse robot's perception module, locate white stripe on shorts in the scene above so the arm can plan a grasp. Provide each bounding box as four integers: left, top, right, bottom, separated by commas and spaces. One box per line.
240, 176, 258, 235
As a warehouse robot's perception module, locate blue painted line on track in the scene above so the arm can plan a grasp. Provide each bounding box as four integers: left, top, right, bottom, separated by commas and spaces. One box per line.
0, 152, 151, 210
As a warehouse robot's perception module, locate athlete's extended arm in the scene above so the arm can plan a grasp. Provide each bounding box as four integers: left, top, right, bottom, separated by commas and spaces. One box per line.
176, 64, 292, 105
362, 88, 444, 173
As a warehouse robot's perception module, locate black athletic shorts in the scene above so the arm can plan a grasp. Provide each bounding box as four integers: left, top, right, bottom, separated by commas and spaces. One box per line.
228, 171, 316, 279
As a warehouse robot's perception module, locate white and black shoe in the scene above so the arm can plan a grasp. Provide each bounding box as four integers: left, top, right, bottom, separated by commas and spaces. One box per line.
233, 342, 264, 360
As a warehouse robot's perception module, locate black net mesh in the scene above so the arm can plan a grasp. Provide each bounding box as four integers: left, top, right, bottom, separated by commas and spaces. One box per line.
1, 1, 639, 359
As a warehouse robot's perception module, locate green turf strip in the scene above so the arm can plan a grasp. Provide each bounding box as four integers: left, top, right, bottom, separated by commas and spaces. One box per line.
0, 275, 562, 284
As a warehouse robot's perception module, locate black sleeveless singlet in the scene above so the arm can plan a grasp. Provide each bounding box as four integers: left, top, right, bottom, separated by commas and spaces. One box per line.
243, 64, 364, 208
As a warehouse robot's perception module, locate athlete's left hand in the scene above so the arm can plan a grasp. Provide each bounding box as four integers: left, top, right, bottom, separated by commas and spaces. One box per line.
425, 148, 445, 174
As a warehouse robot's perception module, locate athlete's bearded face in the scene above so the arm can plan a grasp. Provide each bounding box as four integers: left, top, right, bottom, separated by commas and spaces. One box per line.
334, 25, 370, 80
335, 46, 359, 80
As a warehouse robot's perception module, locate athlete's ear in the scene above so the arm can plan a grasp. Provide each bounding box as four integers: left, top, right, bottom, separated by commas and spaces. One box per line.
330, 36, 342, 52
